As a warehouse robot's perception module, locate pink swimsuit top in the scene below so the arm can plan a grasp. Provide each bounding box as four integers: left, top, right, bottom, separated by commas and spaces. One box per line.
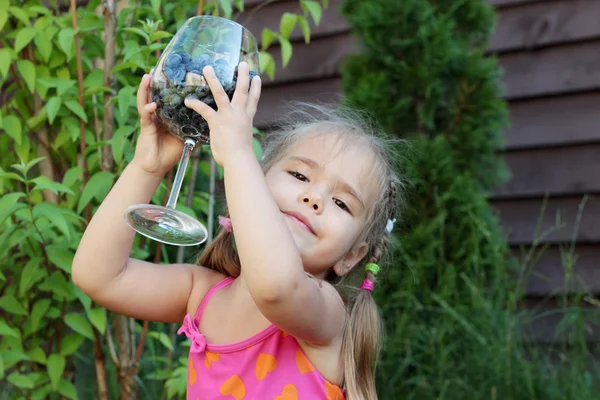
178, 277, 346, 400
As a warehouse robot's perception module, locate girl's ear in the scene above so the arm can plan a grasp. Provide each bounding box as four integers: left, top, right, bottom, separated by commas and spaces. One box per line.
333, 241, 369, 276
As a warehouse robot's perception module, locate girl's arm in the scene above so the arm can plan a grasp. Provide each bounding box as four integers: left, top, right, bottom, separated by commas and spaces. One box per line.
72, 74, 221, 323
185, 64, 346, 344
225, 153, 346, 344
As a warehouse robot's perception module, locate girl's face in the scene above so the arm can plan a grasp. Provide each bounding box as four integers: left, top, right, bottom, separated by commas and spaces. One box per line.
265, 132, 377, 278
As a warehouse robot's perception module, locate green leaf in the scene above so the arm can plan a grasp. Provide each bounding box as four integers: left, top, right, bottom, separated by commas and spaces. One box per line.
30, 300, 51, 332
0, 48, 10, 78
46, 97, 62, 124
27, 346, 46, 365
33, 203, 71, 239
58, 28, 75, 61
112, 125, 136, 164
62, 166, 82, 188
3, 115, 22, 145
77, 171, 114, 214
302, 0, 322, 25
298, 16, 311, 43
74, 287, 91, 310
64, 313, 94, 340
261, 28, 276, 51
34, 30, 53, 63
0, 319, 20, 339
60, 334, 84, 356
46, 245, 74, 273
64, 100, 88, 122
86, 308, 107, 334
150, 0, 161, 13
58, 379, 77, 400
279, 13, 297, 40
0, 202, 27, 224
149, 31, 172, 42
15, 27, 37, 52
31, 176, 74, 195
0, 294, 28, 315
0, 9, 7, 32
17, 60, 36, 93
25, 156, 47, 171
117, 86, 135, 121
47, 354, 66, 390
47, 271, 75, 300
122, 27, 149, 42
7, 372, 34, 389
148, 331, 174, 351
217, 0, 233, 18
8, 6, 29, 26
19, 256, 45, 297
278, 37, 293, 68
258, 51, 275, 80
0, 353, 4, 379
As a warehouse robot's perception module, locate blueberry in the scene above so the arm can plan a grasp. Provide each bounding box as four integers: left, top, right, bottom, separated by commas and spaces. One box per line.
193, 55, 210, 66
187, 61, 201, 72
180, 53, 192, 64
165, 53, 182, 68
195, 86, 210, 97
166, 68, 185, 83
166, 93, 182, 107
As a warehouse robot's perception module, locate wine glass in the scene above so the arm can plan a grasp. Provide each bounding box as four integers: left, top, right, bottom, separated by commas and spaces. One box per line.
124, 16, 260, 246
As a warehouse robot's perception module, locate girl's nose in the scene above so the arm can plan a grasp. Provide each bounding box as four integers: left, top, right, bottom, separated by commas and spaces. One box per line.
299, 192, 323, 214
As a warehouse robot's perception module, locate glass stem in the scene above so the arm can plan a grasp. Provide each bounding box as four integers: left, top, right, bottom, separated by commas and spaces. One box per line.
166, 137, 197, 209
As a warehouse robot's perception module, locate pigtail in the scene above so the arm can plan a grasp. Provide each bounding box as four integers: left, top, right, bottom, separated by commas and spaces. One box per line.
196, 213, 241, 277
342, 236, 387, 400
343, 180, 398, 400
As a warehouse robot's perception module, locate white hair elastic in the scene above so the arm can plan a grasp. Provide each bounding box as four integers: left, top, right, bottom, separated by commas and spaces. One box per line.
386, 218, 396, 233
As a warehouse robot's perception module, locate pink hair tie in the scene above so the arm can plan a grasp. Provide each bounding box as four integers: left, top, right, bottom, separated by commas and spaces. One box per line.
218, 216, 233, 233
360, 279, 375, 292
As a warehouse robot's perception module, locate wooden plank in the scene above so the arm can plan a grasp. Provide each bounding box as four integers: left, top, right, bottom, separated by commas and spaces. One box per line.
240, 0, 349, 44
251, 34, 600, 102
513, 244, 600, 295
494, 144, 600, 199
518, 298, 600, 343
491, 0, 600, 53
504, 92, 600, 150
500, 41, 600, 100
494, 196, 600, 245
255, 78, 342, 127
262, 34, 356, 86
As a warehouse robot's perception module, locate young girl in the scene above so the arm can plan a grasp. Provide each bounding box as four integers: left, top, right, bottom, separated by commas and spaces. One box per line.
72, 62, 402, 400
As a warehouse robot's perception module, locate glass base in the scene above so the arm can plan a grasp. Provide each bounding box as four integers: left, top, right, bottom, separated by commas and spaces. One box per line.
124, 204, 208, 246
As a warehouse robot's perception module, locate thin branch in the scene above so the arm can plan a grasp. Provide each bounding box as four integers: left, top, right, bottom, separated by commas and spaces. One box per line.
105, 321, 120, 365
69, 0, 90, 222
101, 0, 116, 172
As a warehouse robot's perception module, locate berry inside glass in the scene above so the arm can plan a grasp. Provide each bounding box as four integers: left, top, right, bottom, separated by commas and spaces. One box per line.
124, 16, 259, 246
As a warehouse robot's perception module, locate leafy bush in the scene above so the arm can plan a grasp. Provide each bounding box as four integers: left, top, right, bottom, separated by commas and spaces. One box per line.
0, 0, 326, 397
340, 0, 600, 398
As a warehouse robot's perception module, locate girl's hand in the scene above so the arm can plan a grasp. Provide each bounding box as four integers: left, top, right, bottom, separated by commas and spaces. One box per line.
132, 73, 184, 176
184, 61, 261, 168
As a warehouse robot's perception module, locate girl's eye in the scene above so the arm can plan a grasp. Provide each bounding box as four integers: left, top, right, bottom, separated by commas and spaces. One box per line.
288, 171, 308, 182
334, 199, 351, 214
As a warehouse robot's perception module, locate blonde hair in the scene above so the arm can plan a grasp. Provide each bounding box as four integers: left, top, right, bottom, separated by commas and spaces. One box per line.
198, 102, 404, 400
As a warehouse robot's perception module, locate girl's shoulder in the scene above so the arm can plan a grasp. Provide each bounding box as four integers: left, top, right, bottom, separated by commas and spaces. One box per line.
185, 266, 228, 317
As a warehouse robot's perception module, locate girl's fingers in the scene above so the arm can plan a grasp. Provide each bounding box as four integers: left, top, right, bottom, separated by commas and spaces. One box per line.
232, 62, 250, 107
246, 75, 262, 117
137, 74, 151, 114
140, 102, 157, 128
202, 65, 231, 110
184, 97, 217, 121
